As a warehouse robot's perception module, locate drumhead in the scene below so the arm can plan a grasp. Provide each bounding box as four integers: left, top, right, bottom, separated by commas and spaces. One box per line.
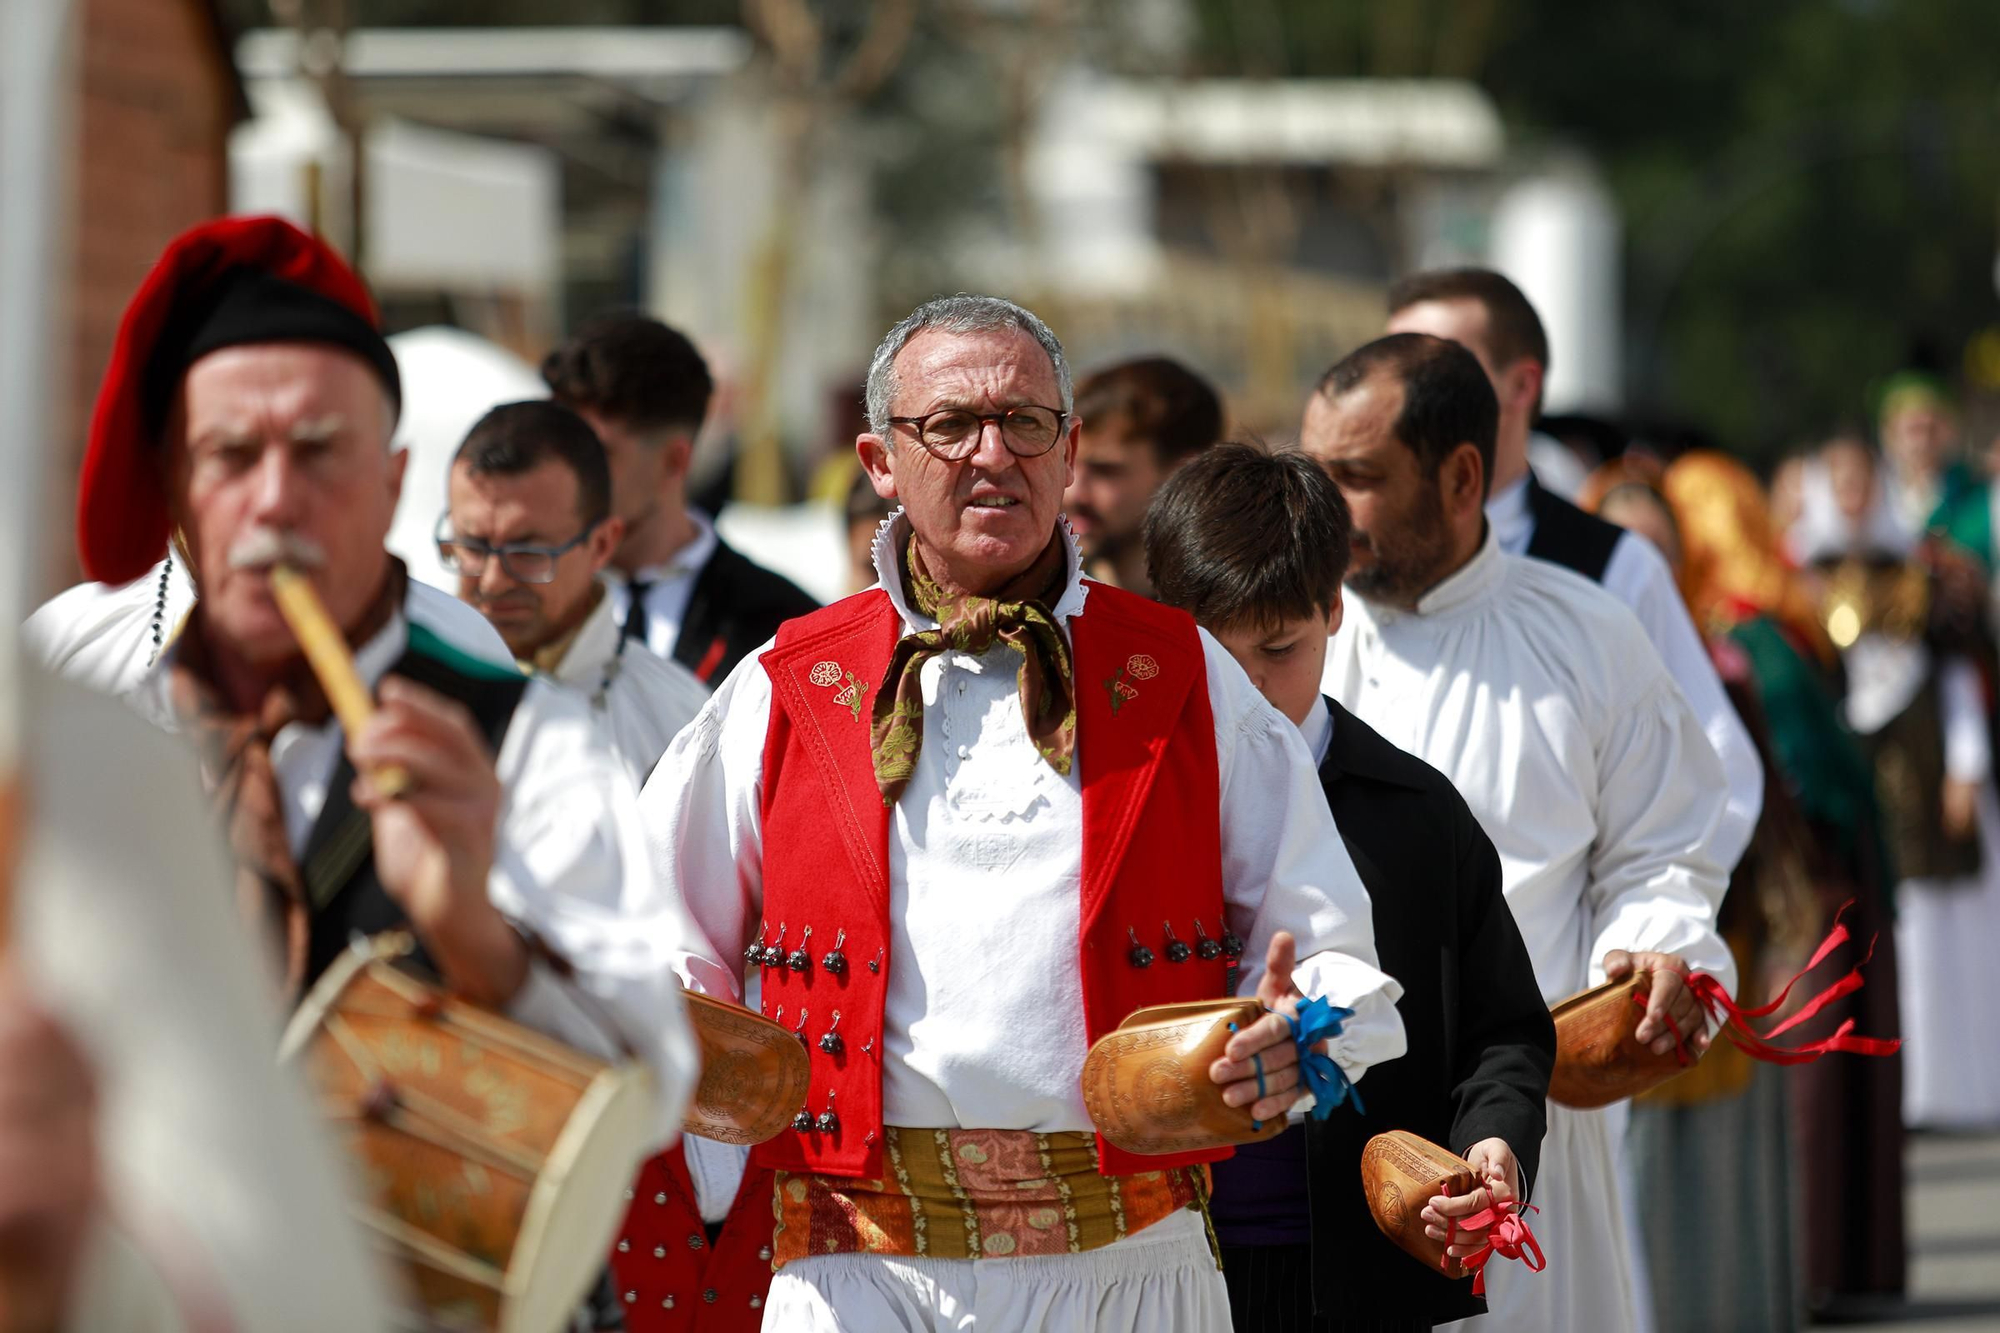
503, 1062, 655, 1333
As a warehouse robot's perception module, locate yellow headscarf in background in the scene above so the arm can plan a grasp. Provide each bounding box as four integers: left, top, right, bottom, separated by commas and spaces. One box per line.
1660, 450, 1836, 667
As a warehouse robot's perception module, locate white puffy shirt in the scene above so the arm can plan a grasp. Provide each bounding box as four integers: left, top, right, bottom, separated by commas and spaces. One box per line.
1324, 529, 1736, 1004
639, 513, 1406, 1133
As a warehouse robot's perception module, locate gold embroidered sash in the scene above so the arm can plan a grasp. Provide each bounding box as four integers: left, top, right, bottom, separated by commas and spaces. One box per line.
771, 1127, 1209, 1267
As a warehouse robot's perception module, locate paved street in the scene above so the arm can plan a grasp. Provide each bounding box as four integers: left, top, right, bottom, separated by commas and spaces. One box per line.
1857, 1132, 2000, 1332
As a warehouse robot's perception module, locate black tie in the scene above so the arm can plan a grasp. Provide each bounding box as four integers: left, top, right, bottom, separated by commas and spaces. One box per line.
620, 579, 654, 649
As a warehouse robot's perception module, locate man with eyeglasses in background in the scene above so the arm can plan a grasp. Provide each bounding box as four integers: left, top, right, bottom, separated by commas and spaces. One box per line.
443, 400, 708, 789
445, 398, 784, 1329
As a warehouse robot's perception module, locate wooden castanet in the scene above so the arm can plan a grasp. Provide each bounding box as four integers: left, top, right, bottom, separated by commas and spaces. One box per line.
1080, 998, 1286, 1157
679, 990, 809, 1146
1548, 969, 1697, 1108
1360, 1130, 1483, 1274
282, 933, 653, 1333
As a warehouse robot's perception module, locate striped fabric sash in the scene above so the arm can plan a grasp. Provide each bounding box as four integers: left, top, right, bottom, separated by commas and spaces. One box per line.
771, 1127, 1209, 1267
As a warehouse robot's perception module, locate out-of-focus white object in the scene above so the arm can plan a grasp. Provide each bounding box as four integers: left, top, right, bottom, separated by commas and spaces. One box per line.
1491, 163, 1624, 415
386, 326, 547, 593
714, 501, 848, 606
22, 670, 395, 1332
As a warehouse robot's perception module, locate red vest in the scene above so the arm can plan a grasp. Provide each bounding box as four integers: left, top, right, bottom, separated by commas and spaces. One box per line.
749, 580, 1232, 1180
609, 1145, 777, 1331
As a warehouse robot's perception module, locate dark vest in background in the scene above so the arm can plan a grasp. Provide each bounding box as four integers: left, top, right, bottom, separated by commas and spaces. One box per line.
298, 639, 528, 989
1522, 471, 1622, 584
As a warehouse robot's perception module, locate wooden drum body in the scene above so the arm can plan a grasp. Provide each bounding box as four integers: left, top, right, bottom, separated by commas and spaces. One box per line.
282, 934, 652, 1333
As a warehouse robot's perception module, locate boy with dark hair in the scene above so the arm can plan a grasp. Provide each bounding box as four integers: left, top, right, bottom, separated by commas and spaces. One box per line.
1145, 442, 1554, 1331
542, 311, 818, 684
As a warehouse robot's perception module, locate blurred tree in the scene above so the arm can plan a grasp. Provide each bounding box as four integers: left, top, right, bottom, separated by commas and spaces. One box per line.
1184, 0, 2000, 461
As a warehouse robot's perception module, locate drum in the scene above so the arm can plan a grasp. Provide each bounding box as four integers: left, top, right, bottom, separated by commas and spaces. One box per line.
281, 933, 653, 1333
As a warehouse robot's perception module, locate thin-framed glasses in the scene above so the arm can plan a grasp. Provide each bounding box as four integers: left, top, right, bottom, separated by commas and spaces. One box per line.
887, 404, 1069, 461
435, 512, 597, 585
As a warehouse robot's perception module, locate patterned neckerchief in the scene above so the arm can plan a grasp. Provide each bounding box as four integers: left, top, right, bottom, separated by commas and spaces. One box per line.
870, 530, 1075, 805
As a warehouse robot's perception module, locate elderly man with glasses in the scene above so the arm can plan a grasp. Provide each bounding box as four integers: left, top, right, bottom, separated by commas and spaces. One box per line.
638, 294, 1406, 1330
442, 399, 708, 789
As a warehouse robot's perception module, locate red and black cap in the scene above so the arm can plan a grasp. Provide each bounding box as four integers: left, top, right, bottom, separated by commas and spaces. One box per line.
77, 215, 401, 585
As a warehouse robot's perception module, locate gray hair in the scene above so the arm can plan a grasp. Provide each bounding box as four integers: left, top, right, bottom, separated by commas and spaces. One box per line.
863, 294, 1073, 438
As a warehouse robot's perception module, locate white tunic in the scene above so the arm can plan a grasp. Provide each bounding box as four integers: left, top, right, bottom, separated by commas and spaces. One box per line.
640, 513, 1406, 1331
1488, 475, 1764, 874
52, 576, 701, 1153
543, 583, 710, 789
1323, 529, 1733, 1333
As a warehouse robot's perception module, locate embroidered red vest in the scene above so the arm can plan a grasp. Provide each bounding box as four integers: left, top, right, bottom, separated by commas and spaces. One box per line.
749, 580, 1232, 1180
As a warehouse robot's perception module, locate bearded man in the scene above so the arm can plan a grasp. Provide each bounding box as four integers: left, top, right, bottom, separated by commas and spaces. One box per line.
639, 295, 1406, 1330
1304, 333, 1733, 1333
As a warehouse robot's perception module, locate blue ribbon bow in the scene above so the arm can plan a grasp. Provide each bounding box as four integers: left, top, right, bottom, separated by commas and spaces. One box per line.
1286, 995, 1365, 1120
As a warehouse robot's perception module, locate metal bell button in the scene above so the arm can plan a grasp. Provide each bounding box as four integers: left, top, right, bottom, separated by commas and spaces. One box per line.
1163, 921, 1192, 964
793, 1105, 814, 1133
787, 926, 814, 973
791, 1007, 810, 1047
1194, 919, 1222, 961
868, 946, 884, 974
816, 1091, 840, 1135
822, 928, 849, 976
762, 923, 788, 969
819, 1010, 845, 1056
744, 920, 768, 966
1127, 926, 1155, 969
1220, 927, 1245, 959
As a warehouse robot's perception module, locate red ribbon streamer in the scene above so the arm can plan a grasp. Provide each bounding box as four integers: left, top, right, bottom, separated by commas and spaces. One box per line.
1631, 901, 1902, 1067
1442, 1187, 1546, 1297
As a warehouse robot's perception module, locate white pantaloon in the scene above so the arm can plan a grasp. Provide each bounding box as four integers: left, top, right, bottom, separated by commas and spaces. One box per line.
760, 1209, 1228, 1332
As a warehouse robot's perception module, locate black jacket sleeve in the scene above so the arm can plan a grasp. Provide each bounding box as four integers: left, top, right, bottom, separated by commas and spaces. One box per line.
1442, 791, 1556, 1202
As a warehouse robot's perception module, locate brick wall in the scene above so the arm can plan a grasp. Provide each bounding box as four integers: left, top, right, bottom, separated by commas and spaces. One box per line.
45, 0, 234, 591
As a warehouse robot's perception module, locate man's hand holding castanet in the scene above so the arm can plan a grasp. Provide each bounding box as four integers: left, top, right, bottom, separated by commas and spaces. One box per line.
349, 676, 526, 1008
1207, 930, 1314, 1124
1604, 948, 1710, 1058
1419, 1137, 1523, 1268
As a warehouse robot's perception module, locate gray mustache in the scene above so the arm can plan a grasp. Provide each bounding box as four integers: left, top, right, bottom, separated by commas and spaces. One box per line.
227, 527, 328, 571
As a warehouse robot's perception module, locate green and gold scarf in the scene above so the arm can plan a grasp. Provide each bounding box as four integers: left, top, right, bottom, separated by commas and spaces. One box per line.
871, 532, 1076, 804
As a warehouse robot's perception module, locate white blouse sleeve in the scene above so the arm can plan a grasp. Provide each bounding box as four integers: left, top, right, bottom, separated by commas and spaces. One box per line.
485, 679, 702, 1151
1604, 532, 1764, 874
635, 647, 775, 1004
1203, 631, 1407, 1083
1583, 671, 1737, 998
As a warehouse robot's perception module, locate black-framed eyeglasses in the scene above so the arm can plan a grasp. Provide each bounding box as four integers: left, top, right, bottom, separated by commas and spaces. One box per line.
435, 512, 597, 585
887, 404, 1069, 461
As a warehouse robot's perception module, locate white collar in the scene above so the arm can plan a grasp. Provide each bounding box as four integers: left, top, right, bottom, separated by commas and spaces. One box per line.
626, 509, 718, 585
1485, 474, 1533, 554
1301, 695, 1334, 767
868, 508, 1091, 634
1354, 525, 1506, 625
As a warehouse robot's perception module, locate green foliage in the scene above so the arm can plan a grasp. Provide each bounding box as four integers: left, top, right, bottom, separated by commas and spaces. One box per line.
1188, 0, 2000, 459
